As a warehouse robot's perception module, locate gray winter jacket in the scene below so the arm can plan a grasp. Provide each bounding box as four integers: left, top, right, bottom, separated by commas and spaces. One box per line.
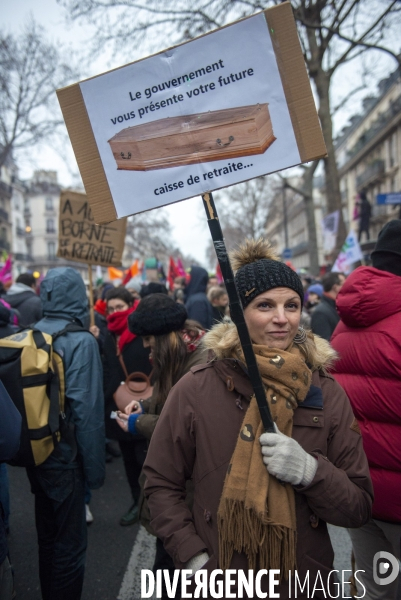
5, 282, 42, 327
34, 267, 105, 490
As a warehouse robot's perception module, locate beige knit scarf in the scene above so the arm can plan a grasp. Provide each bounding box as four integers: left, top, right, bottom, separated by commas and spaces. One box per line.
217, 344, 312, 579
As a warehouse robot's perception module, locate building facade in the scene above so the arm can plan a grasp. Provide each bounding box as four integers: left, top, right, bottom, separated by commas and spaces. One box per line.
11, 176, 31, 277
0, 155, 14, 259
265, 176, 326, 274
336, 66, 401, 253
24, 170, 60, 274
24, 170, 89, 280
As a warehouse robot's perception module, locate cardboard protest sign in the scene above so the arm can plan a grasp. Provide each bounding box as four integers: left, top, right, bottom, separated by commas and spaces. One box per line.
57, 191, 127, 266
57, 2, 326, 224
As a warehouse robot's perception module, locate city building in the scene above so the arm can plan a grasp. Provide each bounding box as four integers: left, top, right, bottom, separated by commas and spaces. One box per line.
24, 170, 60, 274
265, 176, 326, 273
24, 170, 89, 279
11, 174, 31, 277
0, 154, 14, 259
336, 65, 401, 253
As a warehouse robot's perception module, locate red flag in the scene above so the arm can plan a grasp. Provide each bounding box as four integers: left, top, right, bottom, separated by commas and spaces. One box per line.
216, 262, 223, 284
176, 257, 186, 277
167, 257, 180, 290
122, 259, 139, 285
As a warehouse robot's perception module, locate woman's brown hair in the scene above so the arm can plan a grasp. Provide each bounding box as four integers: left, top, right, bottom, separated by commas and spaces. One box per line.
152, 319, 202, 404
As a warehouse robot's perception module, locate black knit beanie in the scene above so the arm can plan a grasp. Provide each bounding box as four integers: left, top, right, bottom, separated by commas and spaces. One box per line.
128, 293, 187, 336
371, 220, 401, 277
231, 239, 304, 309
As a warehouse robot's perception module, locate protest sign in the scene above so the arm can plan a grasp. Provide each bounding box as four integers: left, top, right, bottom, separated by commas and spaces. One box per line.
57, 2, 326, 224
57, 191, 127, 266
332, 229, 363, 274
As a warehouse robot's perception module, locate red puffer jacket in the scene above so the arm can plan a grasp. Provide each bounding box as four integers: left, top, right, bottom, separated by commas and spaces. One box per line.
331, 266, 401, 523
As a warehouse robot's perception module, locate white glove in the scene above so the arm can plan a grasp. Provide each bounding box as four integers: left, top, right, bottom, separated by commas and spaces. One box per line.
259, 425, 317, 486
185, 552, 210, 574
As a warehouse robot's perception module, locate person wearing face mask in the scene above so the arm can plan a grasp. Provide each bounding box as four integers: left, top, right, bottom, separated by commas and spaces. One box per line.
142, 238, 373, 599
103, 286, 152, 526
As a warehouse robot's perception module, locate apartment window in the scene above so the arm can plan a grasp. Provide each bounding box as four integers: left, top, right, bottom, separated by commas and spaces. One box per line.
46, 218, 55, 233
48, 242, 56, 260
45, 196, 53, 211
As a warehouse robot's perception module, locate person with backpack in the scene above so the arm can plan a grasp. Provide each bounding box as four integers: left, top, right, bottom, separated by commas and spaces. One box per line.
21, 267, 104, 600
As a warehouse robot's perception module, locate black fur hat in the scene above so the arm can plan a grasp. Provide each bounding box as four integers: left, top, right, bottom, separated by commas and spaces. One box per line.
128, 293, 187, 336
231, 238, 304, 309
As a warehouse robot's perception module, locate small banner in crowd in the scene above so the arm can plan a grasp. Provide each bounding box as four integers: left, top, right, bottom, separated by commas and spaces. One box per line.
57, 191, 127, 266
321, 210, 339, 254
331, 229, 363, 274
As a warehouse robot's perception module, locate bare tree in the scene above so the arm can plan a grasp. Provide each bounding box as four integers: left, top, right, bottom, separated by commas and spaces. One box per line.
59, 0, 401, 258
124, 208, 174, 262
206, 176, 273, 266
278, 160, 321, 275
0, 20, 78, 168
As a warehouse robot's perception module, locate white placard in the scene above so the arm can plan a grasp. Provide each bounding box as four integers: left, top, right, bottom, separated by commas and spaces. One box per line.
79, 13, 301, 218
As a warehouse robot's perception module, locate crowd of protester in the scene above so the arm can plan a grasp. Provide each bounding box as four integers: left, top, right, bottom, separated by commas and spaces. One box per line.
0, 222, 400, 599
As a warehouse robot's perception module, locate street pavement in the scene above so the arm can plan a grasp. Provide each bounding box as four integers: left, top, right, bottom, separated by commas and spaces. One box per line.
6, 457, 398, 599
7, 456, 143, 600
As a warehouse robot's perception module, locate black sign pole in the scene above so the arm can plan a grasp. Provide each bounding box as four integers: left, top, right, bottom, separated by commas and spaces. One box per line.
202, 192, 275, 433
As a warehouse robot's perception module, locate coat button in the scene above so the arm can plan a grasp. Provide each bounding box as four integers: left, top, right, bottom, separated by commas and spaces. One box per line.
312, 416, 319, 423
309, 514, 319, 528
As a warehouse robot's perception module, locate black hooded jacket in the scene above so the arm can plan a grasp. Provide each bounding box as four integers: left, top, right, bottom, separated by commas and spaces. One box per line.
185, 266, 213, 330
0, 303, 17, 338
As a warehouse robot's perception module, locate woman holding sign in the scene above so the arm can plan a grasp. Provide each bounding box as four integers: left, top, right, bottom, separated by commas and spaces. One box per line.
142, 238, 373, 599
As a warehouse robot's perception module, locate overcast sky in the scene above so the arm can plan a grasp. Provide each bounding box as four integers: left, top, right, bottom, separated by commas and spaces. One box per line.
2, 0, 211, 265
2, 0, 397, 266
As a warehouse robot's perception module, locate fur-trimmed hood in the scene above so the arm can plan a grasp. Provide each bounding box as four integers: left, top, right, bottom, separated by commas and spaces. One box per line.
202, 320, 337, 374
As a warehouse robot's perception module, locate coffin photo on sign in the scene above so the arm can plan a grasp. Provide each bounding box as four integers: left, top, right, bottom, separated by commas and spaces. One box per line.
57, 3, 326, 223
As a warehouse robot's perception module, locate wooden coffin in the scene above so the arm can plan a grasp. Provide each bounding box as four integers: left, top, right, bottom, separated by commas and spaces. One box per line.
108, 104, 276, 171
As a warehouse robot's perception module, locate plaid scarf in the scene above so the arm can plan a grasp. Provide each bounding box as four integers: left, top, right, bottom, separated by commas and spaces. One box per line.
180, 327, 205, 352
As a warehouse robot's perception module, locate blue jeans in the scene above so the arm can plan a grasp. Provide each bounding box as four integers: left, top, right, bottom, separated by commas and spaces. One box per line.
26, 466, 87, 600
0, 464, 10, 531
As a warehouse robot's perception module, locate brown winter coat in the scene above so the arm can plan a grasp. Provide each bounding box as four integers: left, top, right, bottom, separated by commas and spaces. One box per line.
143, 323, 373, 599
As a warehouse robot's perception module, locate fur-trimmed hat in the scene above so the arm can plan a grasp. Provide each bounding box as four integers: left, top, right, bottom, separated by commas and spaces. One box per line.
128, 293, 187, 336
231, 238, 304, 309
